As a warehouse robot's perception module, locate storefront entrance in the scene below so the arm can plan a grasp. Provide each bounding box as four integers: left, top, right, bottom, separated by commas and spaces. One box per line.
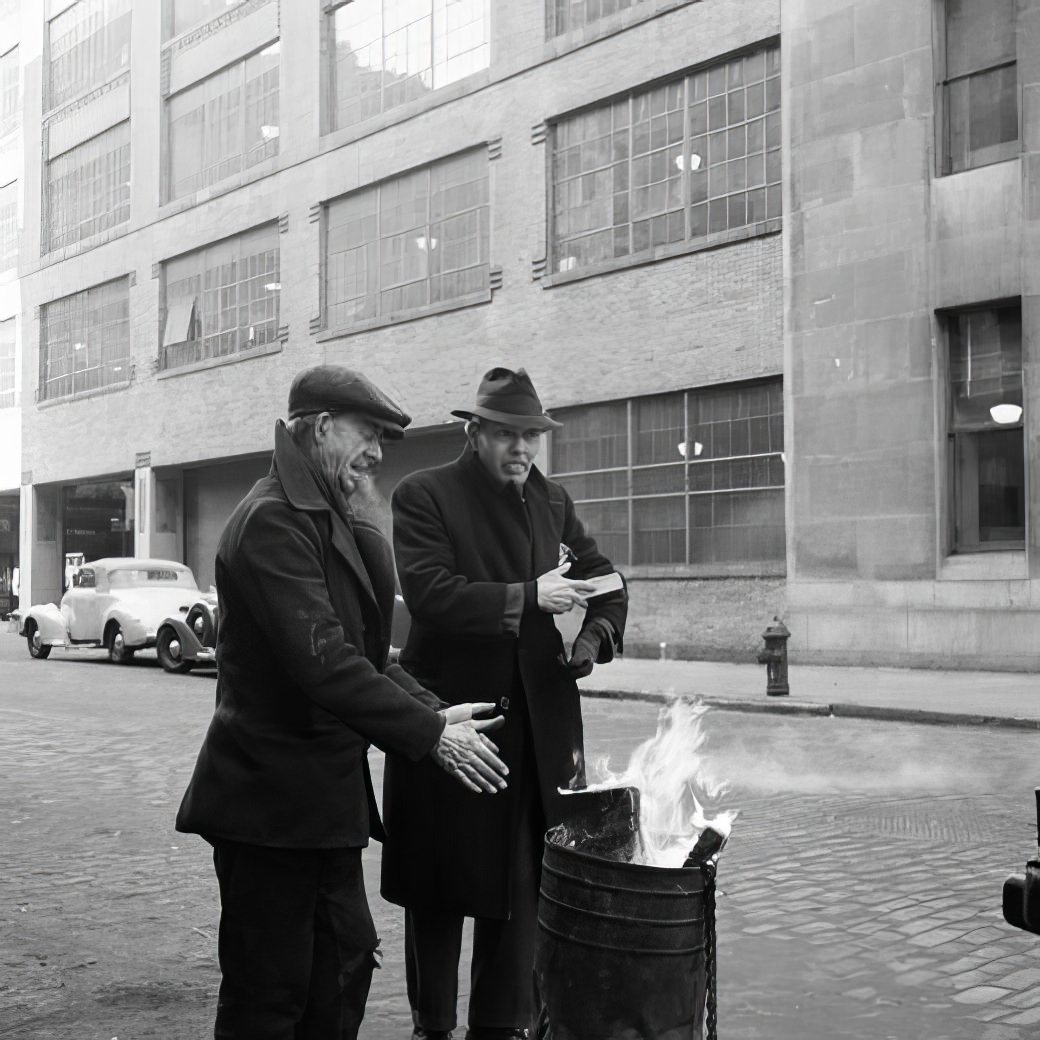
0, 494, 18, 616
61, 480, 134, 586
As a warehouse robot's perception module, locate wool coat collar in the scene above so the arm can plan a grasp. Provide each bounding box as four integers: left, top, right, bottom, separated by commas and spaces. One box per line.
270, 420, 377, 609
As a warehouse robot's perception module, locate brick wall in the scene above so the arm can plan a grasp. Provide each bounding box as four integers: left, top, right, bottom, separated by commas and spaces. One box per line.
20, 0, 782, 484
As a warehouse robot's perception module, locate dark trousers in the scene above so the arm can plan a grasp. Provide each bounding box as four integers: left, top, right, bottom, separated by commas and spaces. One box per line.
405, 771, 545, 1034
212, 841, 379, 1040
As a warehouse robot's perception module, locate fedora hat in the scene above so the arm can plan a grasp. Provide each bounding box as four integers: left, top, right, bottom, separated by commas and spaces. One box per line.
451, 367, 562, 431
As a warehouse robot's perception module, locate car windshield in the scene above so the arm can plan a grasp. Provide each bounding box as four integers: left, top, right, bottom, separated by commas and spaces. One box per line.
107, 568, 197, 589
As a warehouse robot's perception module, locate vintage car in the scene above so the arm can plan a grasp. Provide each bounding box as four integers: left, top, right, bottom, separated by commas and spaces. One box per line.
21, 558, 204, 664
155, 592, 218, 674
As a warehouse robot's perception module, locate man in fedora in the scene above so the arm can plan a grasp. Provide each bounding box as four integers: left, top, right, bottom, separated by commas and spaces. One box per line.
176, 365, 509, 1040
381, 367, 628, 1040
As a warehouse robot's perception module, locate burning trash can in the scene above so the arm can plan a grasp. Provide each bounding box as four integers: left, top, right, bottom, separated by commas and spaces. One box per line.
535, 703, 731, 1040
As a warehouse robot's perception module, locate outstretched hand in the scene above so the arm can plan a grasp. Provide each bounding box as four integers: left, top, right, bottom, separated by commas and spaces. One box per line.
432, 703, 508, 793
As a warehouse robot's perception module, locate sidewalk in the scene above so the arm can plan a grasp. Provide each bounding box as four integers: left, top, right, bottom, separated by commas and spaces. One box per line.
578, 656, 1040, 729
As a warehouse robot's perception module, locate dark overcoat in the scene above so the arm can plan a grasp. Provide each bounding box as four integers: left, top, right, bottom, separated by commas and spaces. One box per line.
380, 448, 627, 918
176, 422, 444, 849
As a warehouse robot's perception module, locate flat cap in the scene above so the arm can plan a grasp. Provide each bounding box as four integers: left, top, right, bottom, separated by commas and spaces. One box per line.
287, 365, 411, 439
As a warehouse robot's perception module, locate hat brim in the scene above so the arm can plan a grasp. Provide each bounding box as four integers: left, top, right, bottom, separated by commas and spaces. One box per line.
450, 406, 562, 431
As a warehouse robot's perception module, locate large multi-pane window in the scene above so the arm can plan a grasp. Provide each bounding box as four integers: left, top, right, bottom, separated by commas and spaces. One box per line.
947, 304, 1024, 550
325, 148, 489, 328
0, 46, 18, 137
40, 278, 131, 401
327, 0, 490, 131
167, 0, 248, 39
551, 0, 650, 35
0, 317, 14, 408
44, 121, 130, 253
552, 45, 780, 273
942, 0, 1018, 174
549, 381, 785, 566
48, 0, 132, 109
161, 223, 280, 371
167, 42, 280, 201
0, 179, 16, 269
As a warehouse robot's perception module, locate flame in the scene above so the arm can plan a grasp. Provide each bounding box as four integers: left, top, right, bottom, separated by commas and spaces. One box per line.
582, 699, 736, 868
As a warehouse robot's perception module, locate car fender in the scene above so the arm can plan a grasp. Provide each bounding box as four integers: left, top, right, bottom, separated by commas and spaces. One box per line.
103, 607, 150, 648
22, 603, 67, 644
159, 616, 206, 657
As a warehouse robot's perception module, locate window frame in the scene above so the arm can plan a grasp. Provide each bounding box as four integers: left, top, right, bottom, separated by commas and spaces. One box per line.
547, 41, 781, 283
45, 0, 132, 112
38, 276, 132, 403
43, 120, 131, 255
0, 315, 15, 409
0, 45, 19, 138
164, 0, 250, 41
323, 0, 491, 135
935, 0, 1019, 176
321, 146, 492, 337
159, 221, 282, 374
940, 300, 1026, 554
0, 178, 17, 271
546, 379, 786, 574
164, 41, 281, 204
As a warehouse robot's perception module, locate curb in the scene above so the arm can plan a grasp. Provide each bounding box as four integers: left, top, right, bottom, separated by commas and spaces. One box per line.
580, 687, 1040, 730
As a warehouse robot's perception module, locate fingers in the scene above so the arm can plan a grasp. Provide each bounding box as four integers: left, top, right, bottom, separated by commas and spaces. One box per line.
471, 716, 504, 735
565, 578, 599, 593
442, 702, 498, 725
440, 704, 473, 724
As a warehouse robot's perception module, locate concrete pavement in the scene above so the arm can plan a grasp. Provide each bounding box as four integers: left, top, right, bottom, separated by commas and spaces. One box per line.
578, 656, 1040, 728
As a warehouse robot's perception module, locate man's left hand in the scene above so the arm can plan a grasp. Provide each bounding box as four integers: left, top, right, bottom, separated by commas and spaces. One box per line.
566, 621, 614, 678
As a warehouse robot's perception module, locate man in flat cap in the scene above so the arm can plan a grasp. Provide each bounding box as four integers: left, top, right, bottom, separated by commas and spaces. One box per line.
176, 365, 509, 1040
381, 367, 628, 1040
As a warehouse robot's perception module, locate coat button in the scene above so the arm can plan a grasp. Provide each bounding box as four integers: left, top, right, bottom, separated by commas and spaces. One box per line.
500, 696, 510, 710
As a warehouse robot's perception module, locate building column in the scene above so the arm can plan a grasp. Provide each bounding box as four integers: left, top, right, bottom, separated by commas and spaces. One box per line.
134, 464, 151, 559
17, 480, 31, 610
134, 462, 183, 562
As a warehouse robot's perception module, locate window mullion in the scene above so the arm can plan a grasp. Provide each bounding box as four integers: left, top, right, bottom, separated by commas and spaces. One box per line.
682, 75, 690, 244
425, 166, 432, 307
626, 398, 634, 565
627, 94, 634, 256
684, 390, 690, 564
375, 183, 383, 318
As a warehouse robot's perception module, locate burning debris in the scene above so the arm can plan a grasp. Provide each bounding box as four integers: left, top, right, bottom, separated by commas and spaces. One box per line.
536, 700, 732, 1039
554, 699, 735, 868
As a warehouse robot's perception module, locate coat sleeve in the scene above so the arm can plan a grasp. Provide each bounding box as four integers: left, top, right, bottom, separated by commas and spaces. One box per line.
559, 488, 629, 652
392, 477, 527, 637
230, 498, 445, 760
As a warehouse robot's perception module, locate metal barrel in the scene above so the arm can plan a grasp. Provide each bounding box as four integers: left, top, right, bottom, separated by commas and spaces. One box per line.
535, 825, 708, 1040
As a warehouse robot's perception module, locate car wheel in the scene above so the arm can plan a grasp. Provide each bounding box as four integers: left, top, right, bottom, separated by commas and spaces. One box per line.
26, 620, 51, 660
156, 625, 192, 674
106, 623, 135, 664
186, 603, 216, 648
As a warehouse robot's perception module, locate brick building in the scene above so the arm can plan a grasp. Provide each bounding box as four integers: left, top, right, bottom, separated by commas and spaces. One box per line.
2, 0, 1038, 669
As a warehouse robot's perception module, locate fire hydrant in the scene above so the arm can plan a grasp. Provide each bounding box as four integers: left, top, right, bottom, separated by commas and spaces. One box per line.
756, 617, 790, 696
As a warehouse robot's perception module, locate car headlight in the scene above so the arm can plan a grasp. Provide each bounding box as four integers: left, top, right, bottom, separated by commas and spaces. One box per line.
193, 616, 206, 636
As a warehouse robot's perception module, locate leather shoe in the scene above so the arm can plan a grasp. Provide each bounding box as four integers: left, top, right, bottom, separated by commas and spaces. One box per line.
412, 1030, 454, 1040
465, 1031, 530, 1040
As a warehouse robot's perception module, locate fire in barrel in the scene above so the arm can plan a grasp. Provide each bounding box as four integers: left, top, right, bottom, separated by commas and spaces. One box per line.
535, 701, 732, 1040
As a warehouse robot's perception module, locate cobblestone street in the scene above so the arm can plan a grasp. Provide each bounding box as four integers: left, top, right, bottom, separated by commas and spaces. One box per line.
2, 633, 1039, 1039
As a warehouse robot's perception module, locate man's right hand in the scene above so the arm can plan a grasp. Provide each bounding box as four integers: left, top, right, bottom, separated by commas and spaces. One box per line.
537, 563, 598, 614
432, 702, 509, 793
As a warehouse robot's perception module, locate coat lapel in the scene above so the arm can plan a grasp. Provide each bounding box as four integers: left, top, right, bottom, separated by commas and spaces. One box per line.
523, 467, 563, 576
